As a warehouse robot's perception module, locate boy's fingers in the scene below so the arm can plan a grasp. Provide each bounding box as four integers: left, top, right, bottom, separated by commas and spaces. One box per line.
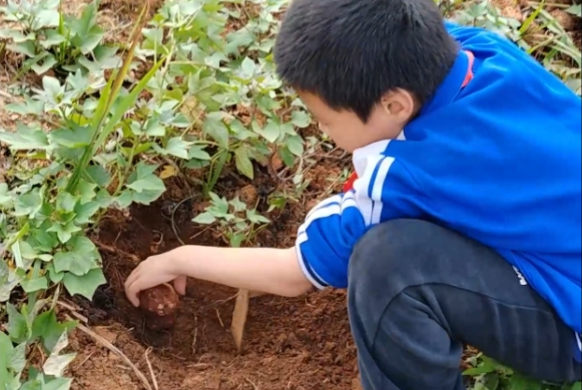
125, 282, 141, 307
174, 276, 187, 295
124, 272, 142, 307
124, 265, 140, 289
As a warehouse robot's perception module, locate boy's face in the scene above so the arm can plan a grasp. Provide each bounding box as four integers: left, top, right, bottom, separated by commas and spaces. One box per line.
298, 91, 415, 153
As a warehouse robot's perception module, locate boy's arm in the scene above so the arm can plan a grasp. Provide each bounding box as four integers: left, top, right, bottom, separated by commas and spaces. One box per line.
172, 246, 312, 296
125, 151, 421, 305
295, 155, 423, 289
125, 245, 313, 306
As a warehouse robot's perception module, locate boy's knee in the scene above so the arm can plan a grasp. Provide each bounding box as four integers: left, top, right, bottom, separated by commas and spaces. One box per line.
348, 219, 438, 290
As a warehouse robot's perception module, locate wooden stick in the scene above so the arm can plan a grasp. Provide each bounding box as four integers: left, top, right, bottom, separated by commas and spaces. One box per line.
230, 288, 250, 353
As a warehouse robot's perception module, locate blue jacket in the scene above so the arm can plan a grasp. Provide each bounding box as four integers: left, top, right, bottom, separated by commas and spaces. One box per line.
296, 22, 582, 360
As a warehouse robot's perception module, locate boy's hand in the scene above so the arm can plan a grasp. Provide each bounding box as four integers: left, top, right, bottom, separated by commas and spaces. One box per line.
124, 251, 187, 307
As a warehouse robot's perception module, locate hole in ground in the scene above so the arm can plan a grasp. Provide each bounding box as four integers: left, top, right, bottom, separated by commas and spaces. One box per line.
72, 187, 359, 389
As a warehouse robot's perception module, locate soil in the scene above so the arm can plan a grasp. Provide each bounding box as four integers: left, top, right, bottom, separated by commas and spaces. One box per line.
64, 155, 357, 390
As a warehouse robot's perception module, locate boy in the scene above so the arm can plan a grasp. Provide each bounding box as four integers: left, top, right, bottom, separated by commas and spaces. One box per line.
124, 0, 582, 389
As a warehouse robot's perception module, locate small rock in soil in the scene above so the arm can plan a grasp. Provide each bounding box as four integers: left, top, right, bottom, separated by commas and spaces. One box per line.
238, 184, 258, 207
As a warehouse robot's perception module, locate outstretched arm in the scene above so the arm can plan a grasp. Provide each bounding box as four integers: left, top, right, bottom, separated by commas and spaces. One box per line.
124, 245, 313, 307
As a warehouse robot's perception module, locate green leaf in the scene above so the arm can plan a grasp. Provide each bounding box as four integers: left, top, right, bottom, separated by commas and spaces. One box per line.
240, 57, 256, 79
144, 118, 166, 136
32, 310, 76, 353
127, 163, 166, 193
0, 183, 12, 206
20, 380, 43, 390
31, 55, 58, 76
42, 76, 63, 99
0, 332, 13, 386
63, 268, 106, 300
56, 192, 78, 214
49, 125, 92, 148
256, 119, 281, 143
246, 209, 270, 224
53, 236, 98, 276
188, 145, 211, 160
46, 263, 65, 284
225, 29, 256, 54
8, 342, 27, 373
234, 147, 254, 179
0, 261, 20, 302
286, 135, 304, 157
462, 357, 498, 376
74, 201, 99, 224
33, 9, 60, 29
131, 189, 164, 206
507, 372, 541, 390
483, 371, 499, 390
70, 1, 103, 54
571, 382, 582, 390
46, 222, 81, 244
40, 30, 66, 49
565, 4, 581, 17
192, 212, 217, 225
85, 165, 112, 187
8, 41, 36, 57
11, 239, 36, 269
20, 276, 48, 293
77, 26, 104, 54
5, 96, 44, 116
42, 376, 73, 390
291, 111, 312, 128
7, 303, 28, 342
165, 137, 193, 159
14, 189, 43, 217
76, 179, 98, 204
203, 113, 230, 148
0, 125, 49, 150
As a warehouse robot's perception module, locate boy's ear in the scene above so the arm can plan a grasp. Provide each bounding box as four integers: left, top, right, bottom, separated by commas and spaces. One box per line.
380, 89, 417, 123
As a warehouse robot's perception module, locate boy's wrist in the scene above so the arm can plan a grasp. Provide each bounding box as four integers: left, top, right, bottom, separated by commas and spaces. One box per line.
169, 245, 198, 275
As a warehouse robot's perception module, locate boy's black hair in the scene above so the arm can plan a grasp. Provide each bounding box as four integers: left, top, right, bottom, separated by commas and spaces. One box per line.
274, 0, 459, 122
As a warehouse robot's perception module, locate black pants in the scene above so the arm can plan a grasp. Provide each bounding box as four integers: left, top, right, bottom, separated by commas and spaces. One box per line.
348, 219, 581, 390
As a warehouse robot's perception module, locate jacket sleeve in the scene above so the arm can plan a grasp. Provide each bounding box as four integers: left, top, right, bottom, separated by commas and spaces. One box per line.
295, 155, 424, 289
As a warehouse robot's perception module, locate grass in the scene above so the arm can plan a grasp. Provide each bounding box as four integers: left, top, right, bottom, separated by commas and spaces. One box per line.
0, 0, 580, 389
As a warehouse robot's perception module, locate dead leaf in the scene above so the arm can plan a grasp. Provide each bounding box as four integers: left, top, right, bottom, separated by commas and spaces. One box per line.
159, 165, 177, 179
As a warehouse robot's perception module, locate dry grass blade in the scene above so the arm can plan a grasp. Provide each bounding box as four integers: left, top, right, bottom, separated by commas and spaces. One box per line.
107, 0, 150, 107
144, 348, 159, 390
72, 318, 154, 390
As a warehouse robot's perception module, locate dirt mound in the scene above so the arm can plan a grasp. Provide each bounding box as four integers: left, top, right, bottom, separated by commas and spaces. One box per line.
67, 176, 358, 390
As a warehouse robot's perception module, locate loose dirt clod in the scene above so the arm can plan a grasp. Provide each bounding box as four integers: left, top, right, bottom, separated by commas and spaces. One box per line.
139, 283, 180, 330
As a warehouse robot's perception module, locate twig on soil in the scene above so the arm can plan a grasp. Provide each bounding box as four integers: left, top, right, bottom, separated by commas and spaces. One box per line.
245, 377, 259, 390
212, 292, 240, 306
189, 224, 214, 240
0, 89, 12, 99
144, 348, 159, 390
57, 300, 89, 323
70, 317, 154, 390
170, 195, 195, 246
191, 315, 199, 355
152, 230, 164, 245
95, 241, 141, 263
72, 350, 97, 371
215, 308, 225, 328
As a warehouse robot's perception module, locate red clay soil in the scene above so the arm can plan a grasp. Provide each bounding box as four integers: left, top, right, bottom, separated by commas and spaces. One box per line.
68, 162, 360, 390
